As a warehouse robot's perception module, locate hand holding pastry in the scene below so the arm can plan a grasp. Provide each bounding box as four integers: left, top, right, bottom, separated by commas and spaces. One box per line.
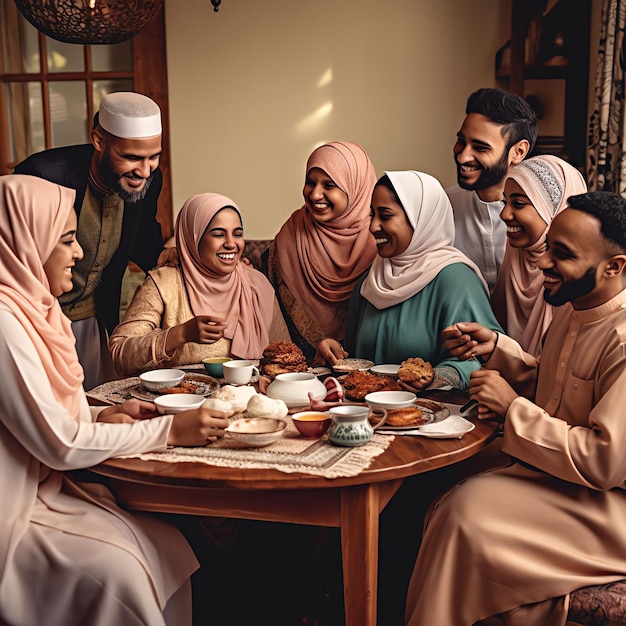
398, 357, 434, 391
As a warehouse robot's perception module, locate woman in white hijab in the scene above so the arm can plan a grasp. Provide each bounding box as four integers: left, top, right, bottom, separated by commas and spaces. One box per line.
320, 170, 501, 390
491, 155, 587, 356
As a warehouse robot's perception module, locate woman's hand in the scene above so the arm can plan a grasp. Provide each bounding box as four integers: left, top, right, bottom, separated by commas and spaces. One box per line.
167, 408, 230, 446
314, 338, 348, 366
97, 399, 159, 423
468, 369, 518, 420
167, 315, 228, 352
441, 322, 497, 362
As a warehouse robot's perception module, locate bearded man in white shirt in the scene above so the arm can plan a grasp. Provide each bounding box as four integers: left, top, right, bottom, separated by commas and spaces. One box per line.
448, 88, 538, 292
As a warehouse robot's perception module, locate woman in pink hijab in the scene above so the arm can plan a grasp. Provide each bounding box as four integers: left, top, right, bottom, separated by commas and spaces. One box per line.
111, 192, 290, 375
492, 155, 587, 356
0, 175, 229, 626
263, 141, 378, 361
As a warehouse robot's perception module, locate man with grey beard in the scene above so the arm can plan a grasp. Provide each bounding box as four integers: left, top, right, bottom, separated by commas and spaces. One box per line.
447, 87, 538, 292
14, 92, 170, 389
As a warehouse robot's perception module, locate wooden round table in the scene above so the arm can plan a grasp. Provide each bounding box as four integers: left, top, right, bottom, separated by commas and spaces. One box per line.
84, 390, 498, 626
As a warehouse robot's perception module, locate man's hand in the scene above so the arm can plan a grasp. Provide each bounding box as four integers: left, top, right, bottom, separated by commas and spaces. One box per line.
442, 322, 497, 362
468, 369, 518, 420
157, 246, 179, 268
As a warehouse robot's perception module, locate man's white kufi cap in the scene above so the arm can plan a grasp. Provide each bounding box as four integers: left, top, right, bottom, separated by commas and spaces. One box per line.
98, 92, 161, 139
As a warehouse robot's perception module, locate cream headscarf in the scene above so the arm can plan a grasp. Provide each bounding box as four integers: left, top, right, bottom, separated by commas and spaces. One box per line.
176, 193, 275, 359
492, 155, 587, 356
0, 175, 83, 415
360, 170, 487, 310
272, 141, 378, 338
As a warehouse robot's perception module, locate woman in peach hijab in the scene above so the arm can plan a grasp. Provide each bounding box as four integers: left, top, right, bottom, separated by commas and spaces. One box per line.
263, 141, 378, 361
111, 192, 289, 375
0, 175, 229, 626
492, 155, 587, 356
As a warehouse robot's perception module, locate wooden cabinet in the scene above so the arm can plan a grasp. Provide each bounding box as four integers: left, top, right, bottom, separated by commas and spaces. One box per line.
495, 0, 591, 169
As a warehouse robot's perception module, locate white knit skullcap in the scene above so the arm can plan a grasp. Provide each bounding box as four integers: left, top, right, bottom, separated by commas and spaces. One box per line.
99, 92, 161, 139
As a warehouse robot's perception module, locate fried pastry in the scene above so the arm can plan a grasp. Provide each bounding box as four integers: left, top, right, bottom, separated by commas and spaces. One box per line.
386, 406, 428, 427
260, 340, 308, 379
398, 357, 434, 387
342, 370, 400, 401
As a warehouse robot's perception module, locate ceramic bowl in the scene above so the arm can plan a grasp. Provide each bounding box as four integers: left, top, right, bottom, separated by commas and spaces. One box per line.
291, 411, 332, 439
139, 369, 185, 391
364, 390, 417, 410
266, 372, 327, 409
225, 417, 287, 447
202, 357, 232, 378
154, 393, 206, 414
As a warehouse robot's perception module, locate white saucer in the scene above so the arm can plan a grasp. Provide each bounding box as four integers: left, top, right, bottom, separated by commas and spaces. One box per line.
369, 364, 400, 377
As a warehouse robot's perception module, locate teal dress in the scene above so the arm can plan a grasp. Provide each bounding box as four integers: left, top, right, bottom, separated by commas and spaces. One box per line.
345, 263, 502, 388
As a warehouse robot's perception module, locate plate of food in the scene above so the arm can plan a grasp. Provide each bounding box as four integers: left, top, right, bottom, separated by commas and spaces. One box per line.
130, 372, 219, 401
373, 398, 450, 430
332, 358, 375, 373
339, 369, 401, 402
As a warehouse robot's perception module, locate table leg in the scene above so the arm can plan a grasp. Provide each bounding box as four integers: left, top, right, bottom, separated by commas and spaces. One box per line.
340, 483, 380, 626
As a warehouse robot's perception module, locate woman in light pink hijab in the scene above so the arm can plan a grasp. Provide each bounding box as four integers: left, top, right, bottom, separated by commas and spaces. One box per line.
0, 175, 229, 626
264, 141, 378, 361
111, 193, 289, 374
492, 155, 587, 356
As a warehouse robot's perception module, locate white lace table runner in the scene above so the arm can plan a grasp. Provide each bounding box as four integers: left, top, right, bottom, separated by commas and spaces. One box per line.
121, 424, 393, 479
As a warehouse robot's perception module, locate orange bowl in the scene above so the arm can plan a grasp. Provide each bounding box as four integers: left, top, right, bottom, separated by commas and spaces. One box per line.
291, 411, 332, 439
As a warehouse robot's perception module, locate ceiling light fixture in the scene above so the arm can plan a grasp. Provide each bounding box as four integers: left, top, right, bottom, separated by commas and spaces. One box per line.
13, 0, 164, 45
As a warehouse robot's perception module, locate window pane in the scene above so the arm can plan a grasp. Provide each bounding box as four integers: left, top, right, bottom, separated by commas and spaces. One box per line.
91, 40, 132, 72
1, 0, 40, 74
47, 38, 84, 73
5, 81, 44, 162
49, 82, 88, 147
93, 79, 134, 112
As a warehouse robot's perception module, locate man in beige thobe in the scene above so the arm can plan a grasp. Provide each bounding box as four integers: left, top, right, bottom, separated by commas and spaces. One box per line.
406, 191, 626, 626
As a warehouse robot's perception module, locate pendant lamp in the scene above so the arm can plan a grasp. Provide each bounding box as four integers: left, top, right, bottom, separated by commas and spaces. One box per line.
13, 0, 164, 45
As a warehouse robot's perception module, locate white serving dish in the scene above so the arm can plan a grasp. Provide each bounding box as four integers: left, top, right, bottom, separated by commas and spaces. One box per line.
266, 372, 327, 409
225, 417, 287, 447
139, 369, 185, 391
364, 390, 417, 410
369, 364, 400, 377
154, 393, 206, 414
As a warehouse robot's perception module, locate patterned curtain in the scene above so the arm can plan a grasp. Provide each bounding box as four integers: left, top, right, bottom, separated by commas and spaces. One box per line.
587, 0, 626, 193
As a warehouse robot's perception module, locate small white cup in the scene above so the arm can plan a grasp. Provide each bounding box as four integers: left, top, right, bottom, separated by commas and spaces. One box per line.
222, 360, 259, 385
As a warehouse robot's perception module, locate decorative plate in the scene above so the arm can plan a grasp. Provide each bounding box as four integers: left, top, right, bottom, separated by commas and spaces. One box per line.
130, 372, 219, 401
376, 398, 450, 430
332, 358, 375, 373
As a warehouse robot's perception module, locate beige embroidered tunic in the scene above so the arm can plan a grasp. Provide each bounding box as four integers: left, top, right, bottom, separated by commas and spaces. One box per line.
110, 266, 290, 376
406, 289, 626, 626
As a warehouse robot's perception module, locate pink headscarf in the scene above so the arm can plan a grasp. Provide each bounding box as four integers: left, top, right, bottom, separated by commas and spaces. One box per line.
0, 175, 83, 415
492, 155, 587, 356
175, 193, 275, 359
273, 141, 378, 339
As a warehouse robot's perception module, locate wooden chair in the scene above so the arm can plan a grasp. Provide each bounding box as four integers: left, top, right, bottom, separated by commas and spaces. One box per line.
243, 239, 272, 271
567, 581, 626, 625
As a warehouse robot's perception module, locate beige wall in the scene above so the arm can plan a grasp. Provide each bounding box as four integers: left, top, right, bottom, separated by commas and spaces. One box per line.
164, 0, 511, 238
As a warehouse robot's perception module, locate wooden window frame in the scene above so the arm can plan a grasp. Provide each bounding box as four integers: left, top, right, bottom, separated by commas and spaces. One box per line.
0, 6, 173, 238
